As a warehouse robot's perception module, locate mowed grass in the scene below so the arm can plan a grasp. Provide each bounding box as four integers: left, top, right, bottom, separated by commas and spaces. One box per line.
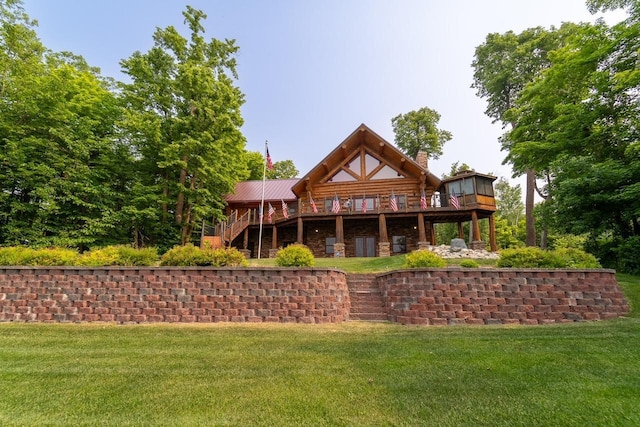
250, 254, 497, 272
0, 272, 637, 426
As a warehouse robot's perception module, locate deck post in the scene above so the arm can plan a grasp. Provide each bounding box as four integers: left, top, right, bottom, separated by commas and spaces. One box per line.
489, 214, 497, 252
297, 216, 303, 244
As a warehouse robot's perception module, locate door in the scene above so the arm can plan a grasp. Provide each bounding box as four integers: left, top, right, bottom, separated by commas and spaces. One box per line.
355, 236, 376, 257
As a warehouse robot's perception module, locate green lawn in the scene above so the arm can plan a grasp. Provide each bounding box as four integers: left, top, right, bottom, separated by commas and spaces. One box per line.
250, 254, 497, 272
0, 273, 637, 426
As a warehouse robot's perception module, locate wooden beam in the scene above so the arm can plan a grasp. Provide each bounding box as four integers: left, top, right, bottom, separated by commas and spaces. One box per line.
379, 213, 388, 243
489, 214, 497, 252
471, 210, 481, 241
457, 222, 464, 239
418, 212, 426, 242
243, 227, 249, 249
336, 215, 344, 243
271, 225, 278, 249
297, 216, 303, 244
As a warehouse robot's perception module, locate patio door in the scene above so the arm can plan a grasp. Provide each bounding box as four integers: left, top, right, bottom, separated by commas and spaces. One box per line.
355, 236, 376, 257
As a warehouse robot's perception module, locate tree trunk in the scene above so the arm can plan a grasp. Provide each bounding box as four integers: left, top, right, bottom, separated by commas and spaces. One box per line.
175, 164, 188, 226
525, 168, 537, 247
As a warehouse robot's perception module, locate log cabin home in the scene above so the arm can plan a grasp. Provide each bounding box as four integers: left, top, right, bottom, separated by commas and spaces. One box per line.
204, 123, 498, 258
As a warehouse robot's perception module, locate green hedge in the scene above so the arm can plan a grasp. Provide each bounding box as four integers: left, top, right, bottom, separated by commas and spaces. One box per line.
275, 244, 315, 267
159, 244, 248, 267
497, 247, 601, 269
404, 250, 446, 268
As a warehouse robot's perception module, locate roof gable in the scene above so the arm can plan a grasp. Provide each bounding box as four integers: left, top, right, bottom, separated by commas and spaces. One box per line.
292, 123, 440, 195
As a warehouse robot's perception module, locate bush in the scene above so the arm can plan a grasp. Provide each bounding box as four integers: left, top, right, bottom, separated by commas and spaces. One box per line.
78, 246, 158, 266
160, 244, 214, 266
0, 247, 80, 266
0, 247, 34, 265
160, 244, 248, 267
209, 247, 248, 267
616, 236, 640, 275
554, 248, 601, 269
404, 250, 446, 268
459, 259, 479, 268
497, 247, 601, 269
275, 244, 315, 267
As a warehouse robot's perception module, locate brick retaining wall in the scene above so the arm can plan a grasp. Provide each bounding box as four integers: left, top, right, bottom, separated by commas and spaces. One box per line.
0, 267, 630, 325
378, 268, 629, 325
0, 267, 350, 324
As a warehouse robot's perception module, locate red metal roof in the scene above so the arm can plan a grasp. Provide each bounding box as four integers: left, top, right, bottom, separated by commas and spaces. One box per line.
226, 179, 299, 203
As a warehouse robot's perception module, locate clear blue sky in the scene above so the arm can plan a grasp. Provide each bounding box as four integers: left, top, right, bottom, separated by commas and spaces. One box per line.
24, 0, 624, 187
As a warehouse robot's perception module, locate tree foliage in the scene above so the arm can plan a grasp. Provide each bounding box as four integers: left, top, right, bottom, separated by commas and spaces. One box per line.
391, 106, 452, 159
472, 26, 564, 247
0, 0, 125, 247
119, 6, 246, 245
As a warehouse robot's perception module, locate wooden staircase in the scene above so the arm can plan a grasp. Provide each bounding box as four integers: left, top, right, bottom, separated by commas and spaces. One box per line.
346, 273, 387, 321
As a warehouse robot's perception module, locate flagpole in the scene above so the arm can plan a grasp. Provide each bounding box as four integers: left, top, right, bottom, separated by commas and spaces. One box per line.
257, 140, 268, 259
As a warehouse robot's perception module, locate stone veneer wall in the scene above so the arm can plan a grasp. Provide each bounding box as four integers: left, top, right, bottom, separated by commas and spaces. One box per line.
378, 268, 629, 325
0, 267, 349, 324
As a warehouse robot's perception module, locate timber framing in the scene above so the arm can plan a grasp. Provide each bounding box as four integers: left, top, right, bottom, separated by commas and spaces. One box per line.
207, 124, 498, 258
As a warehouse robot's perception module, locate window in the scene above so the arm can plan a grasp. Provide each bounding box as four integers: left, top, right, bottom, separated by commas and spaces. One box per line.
392, 236, 406, 253
448, 181, 462, 196
329, 169, 356, 182
371, 165, 402, 180
462, 178, 475, 195
353, 197, 376, 211
476, 177, 494, 196
325, 237, 336, 254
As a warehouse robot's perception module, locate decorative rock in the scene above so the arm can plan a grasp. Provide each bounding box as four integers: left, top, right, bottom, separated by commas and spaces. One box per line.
428, 244, 499, 260
450, 238, 467, 252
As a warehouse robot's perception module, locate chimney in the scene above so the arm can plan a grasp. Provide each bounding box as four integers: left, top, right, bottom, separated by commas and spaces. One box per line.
415, 151, 429, 170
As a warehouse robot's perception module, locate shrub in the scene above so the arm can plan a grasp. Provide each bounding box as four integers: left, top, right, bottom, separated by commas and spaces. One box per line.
554, 248, 601, 269
160, 245, 248, 267
459, 259, 479, 268
78, 246, 159, 266
275, 244, 315, 267
0, 247, 34, 265
0, 247, 80, 266
497, 247, 600, 269
404, 250, 446, 268
209, 247, 248, 267
160, 244, 213, 266
616, 236, 640, 275
496, 247, 564, 268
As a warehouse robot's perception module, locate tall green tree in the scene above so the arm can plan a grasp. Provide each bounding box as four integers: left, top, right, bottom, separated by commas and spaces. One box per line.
0, 0, 124, 247
472, 27, 562, 247
391, 106, 452, 159
120, 6, 246, 245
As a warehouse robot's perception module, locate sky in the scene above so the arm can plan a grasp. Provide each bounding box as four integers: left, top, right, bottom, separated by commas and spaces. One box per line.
23, 0, 626, 190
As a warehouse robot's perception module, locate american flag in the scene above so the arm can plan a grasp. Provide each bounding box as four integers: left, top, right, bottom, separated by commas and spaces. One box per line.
361, 194, 367, 213
420, 189, 428, 210
389, 192, 398, 212
281, 199, 289, 219
309, 195, 318, 213
331, 195, 341, 213
267, 202, 275, 223
266, 146, 274, 170
450, 193, 460, 209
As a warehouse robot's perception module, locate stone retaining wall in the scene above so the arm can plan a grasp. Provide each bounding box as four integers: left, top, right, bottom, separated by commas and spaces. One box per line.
378, 268, 629, 325
0, 267, 350, 324
0, 267, 630, 325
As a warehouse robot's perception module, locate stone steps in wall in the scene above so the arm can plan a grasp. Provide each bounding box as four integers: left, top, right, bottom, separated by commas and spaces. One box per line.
346, 273, 387, 322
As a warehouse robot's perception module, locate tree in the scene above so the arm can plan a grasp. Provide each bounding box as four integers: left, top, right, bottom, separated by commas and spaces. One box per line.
243, 152, 299, 180
391, 106, 452, 159
120, 6, 246, 245
494, 178, 524, 228
0, 0, 125, 247
266, 159, 298, 179
472, 27, 562, 247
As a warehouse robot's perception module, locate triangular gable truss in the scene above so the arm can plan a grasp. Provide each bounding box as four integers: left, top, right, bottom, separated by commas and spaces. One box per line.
324, 146, 407, 183
292, 123, 440, 196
